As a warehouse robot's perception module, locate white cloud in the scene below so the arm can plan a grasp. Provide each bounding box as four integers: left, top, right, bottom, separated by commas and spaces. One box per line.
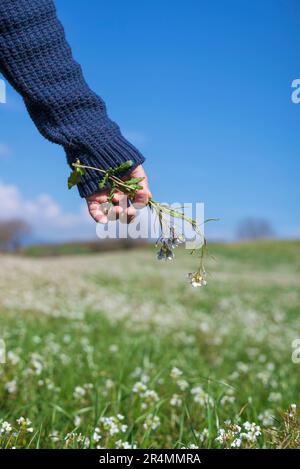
0, 143, 12, 158
0, 181, 94, 241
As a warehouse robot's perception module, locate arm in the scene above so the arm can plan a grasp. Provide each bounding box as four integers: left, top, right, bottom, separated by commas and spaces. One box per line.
0, 0, 147, 208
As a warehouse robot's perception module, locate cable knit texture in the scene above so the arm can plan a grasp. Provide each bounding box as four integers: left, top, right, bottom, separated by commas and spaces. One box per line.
0, 0, 145, 197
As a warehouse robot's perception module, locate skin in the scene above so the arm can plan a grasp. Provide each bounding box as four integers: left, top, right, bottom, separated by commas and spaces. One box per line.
86, 165, 152, 224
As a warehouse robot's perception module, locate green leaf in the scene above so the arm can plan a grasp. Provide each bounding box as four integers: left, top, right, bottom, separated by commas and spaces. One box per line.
98, 174, 109, 190
67, 164, 85, 190
126, 177, 144, 185
113, 160, 133, 173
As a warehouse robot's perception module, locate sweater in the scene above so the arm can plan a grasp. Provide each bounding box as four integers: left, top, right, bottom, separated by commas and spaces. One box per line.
0, 0, 145, 198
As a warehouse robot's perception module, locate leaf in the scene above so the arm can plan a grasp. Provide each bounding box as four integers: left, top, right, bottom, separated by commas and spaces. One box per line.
113, 160, 133, 173
68, 167, 85, 189
98, 174, 109, 190
126, 177, 144, 185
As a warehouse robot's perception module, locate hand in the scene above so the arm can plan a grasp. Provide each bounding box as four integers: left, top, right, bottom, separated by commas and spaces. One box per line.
86, 164, 152, 224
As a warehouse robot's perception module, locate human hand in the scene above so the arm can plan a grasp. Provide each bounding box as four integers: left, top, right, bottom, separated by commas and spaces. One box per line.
86, 164, 152, 224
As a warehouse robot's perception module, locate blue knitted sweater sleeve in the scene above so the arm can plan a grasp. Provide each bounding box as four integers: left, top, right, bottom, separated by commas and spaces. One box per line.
0, 0, 145, 198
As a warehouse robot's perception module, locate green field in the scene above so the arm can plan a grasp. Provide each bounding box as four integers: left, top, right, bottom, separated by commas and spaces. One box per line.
0, 240, 300, 448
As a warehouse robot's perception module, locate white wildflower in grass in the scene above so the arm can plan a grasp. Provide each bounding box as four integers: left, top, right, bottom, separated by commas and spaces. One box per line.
220, 388, 235, 406
132, 381, 147, 394
7, 350, 20, 365
140, 389, 159, 409
116, 440, 137, 449
240, 422, 261, 443
236, 362, 249, 373
5, 379, 17, 394
31, 353, 43, 375
84, 383, 93, 390
16, 417, 33, 433
140, 374, 150, 384
109, 344, 119, 353
170, 394, 182, 407
258, 409, 275, 427
182, 443, 199, 449
231, 437, 242, 448
105, 379, 114, 390
32, 335, 42, 344
288, 403, 297, 418
64, 431, 90, 449
49, 430, 60, 442
216, 421, 261, 449
268, 392, 282, 402
93, 427, 101, 443
131, 367, 143, 378
197, 428, 209, 444
177, 379, 189, 391
0, 421, 12, 435
143, 414, 161, 431
191, 386, 214, 407
73, 385, 86, 400
99, 415, 128, 436
170, 367, 183, 380
63, 334, 71, 344
74, 415, 81, 427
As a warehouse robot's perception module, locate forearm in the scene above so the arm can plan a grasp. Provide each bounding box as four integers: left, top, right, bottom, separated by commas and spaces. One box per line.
0, 0, 144, 197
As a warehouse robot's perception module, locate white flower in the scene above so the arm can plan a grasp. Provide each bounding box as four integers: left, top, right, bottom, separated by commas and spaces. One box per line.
0, 421, 12, 435
7, 351, 20, 365
31, 353, 43, 375
109, 344, 119, 353
93, 428, 101, 442
74, 415, 81, 427
191, 386, 213, 406
5, 379, 17, 394
258, 409, 275, 427
177, 379, 189, 391
231, 438, 242, 448
141, 389, 159, 409
73, 386, 86, 400
100, 415, 128, 436
116, 440, 137, 449
170, 394, 182, 407
220, 394, 235, 406
170, 367, 183, 380
17, 417, 33, 433
132, 381, 147, 394
143, 414, 160, 431
187, 270, 207, 288
49, 430, 60, 442
105, 379, 114, 389
268, 392, 282, 402
197, 428, 209, 443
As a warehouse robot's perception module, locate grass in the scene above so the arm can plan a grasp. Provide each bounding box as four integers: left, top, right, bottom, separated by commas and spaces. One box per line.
0, 240, 300, 448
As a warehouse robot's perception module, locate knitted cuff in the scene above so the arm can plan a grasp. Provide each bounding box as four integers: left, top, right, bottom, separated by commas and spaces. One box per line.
66, 133, 145, 198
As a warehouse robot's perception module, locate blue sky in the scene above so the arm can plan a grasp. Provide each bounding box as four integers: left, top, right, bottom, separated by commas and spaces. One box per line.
0, 0, 299, 241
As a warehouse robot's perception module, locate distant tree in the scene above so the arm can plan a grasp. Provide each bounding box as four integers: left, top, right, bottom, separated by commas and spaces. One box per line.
0, 219, 31, 251
236, 218, 275, 241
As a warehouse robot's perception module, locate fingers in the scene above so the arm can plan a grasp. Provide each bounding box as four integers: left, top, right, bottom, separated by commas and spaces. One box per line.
125, 165, 152, 207
87, 200, 109, 224
86, 164, 151, 224
87, 193, 136, 225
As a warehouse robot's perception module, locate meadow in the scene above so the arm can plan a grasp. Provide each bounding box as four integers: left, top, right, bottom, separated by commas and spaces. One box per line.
0, 240, 300, 449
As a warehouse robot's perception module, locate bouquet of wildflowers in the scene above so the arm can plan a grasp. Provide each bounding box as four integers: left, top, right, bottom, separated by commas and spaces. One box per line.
68, 160, 216, 288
